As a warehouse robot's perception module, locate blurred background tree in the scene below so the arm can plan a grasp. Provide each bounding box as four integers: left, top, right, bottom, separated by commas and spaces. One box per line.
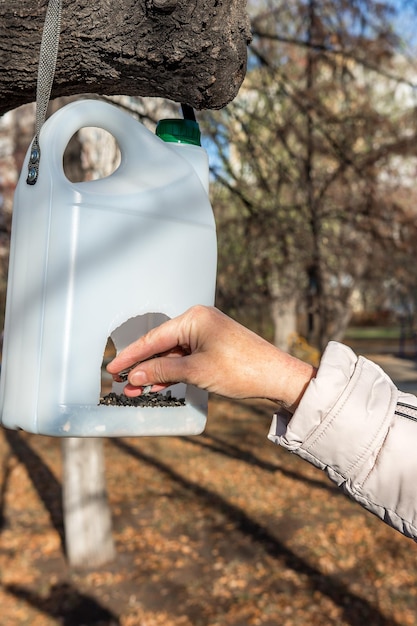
203, 0, 417, 350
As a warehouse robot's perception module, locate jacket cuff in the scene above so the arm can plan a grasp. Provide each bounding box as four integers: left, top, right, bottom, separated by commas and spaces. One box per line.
268, 341, 398, 482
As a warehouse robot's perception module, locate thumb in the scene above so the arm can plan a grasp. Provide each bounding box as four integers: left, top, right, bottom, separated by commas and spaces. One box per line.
128, 352, 193, 388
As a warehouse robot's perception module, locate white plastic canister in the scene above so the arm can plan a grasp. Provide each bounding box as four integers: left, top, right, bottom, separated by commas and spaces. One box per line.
0, 100, 217, 437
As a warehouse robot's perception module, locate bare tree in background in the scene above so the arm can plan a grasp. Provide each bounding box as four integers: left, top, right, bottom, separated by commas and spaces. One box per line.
205, 0, 417, 350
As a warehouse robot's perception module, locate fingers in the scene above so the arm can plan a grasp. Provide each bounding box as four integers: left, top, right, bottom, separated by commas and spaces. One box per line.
122, 352, 193, 396
106, 315, 190, 376
106, 306, 204, 394
128, 353, 186, 385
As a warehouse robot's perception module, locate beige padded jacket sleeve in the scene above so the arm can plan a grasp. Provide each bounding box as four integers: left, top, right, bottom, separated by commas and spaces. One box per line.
268, 341, 417, 541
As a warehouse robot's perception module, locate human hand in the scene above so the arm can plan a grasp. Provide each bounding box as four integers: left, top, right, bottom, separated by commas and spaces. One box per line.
106, 306, 316, 411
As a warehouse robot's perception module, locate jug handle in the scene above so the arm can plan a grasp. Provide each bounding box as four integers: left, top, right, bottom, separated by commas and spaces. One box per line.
40, 99, 160, 182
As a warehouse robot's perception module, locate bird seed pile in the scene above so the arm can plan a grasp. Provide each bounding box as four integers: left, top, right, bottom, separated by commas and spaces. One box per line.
99, 391, 185, 408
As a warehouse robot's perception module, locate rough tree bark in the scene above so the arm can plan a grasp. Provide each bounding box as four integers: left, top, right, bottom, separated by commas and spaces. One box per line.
0, 0, 251, 116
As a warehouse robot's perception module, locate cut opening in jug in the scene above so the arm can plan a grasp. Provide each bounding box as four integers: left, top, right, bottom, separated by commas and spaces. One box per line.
99, 313, 187, 408
63, 127, 121, 183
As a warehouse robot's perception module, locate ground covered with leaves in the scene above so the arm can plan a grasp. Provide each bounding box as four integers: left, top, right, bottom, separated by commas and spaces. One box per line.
0, 396, 416, 626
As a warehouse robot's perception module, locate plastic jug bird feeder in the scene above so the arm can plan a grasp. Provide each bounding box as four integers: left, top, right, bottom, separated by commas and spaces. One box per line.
0, 100, 217, 437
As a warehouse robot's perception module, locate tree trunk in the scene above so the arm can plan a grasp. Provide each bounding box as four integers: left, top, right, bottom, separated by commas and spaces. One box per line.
270, 296, 298, 351
62, 438, 115, 568
0, 0, 251, 116
268, 268, 298, 351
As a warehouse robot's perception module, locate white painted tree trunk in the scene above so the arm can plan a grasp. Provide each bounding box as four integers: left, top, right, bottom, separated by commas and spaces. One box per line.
268, 268, 298, 351
62, 438, 115, 568
270, 296, 298, 351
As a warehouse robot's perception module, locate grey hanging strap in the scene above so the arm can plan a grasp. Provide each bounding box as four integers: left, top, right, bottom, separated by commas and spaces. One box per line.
27, 0, 63, 185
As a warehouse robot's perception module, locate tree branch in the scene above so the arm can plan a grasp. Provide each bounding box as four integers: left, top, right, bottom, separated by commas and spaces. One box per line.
0, 0, 251, 116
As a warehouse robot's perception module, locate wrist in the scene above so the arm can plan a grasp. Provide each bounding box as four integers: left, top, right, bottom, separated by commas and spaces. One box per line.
265, 350, 317, 413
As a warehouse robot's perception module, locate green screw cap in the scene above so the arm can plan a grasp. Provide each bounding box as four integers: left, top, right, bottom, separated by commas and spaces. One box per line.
156, 119, 201, 146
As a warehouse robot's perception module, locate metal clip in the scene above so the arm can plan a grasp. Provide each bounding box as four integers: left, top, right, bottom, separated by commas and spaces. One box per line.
27, 138, 41, 185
